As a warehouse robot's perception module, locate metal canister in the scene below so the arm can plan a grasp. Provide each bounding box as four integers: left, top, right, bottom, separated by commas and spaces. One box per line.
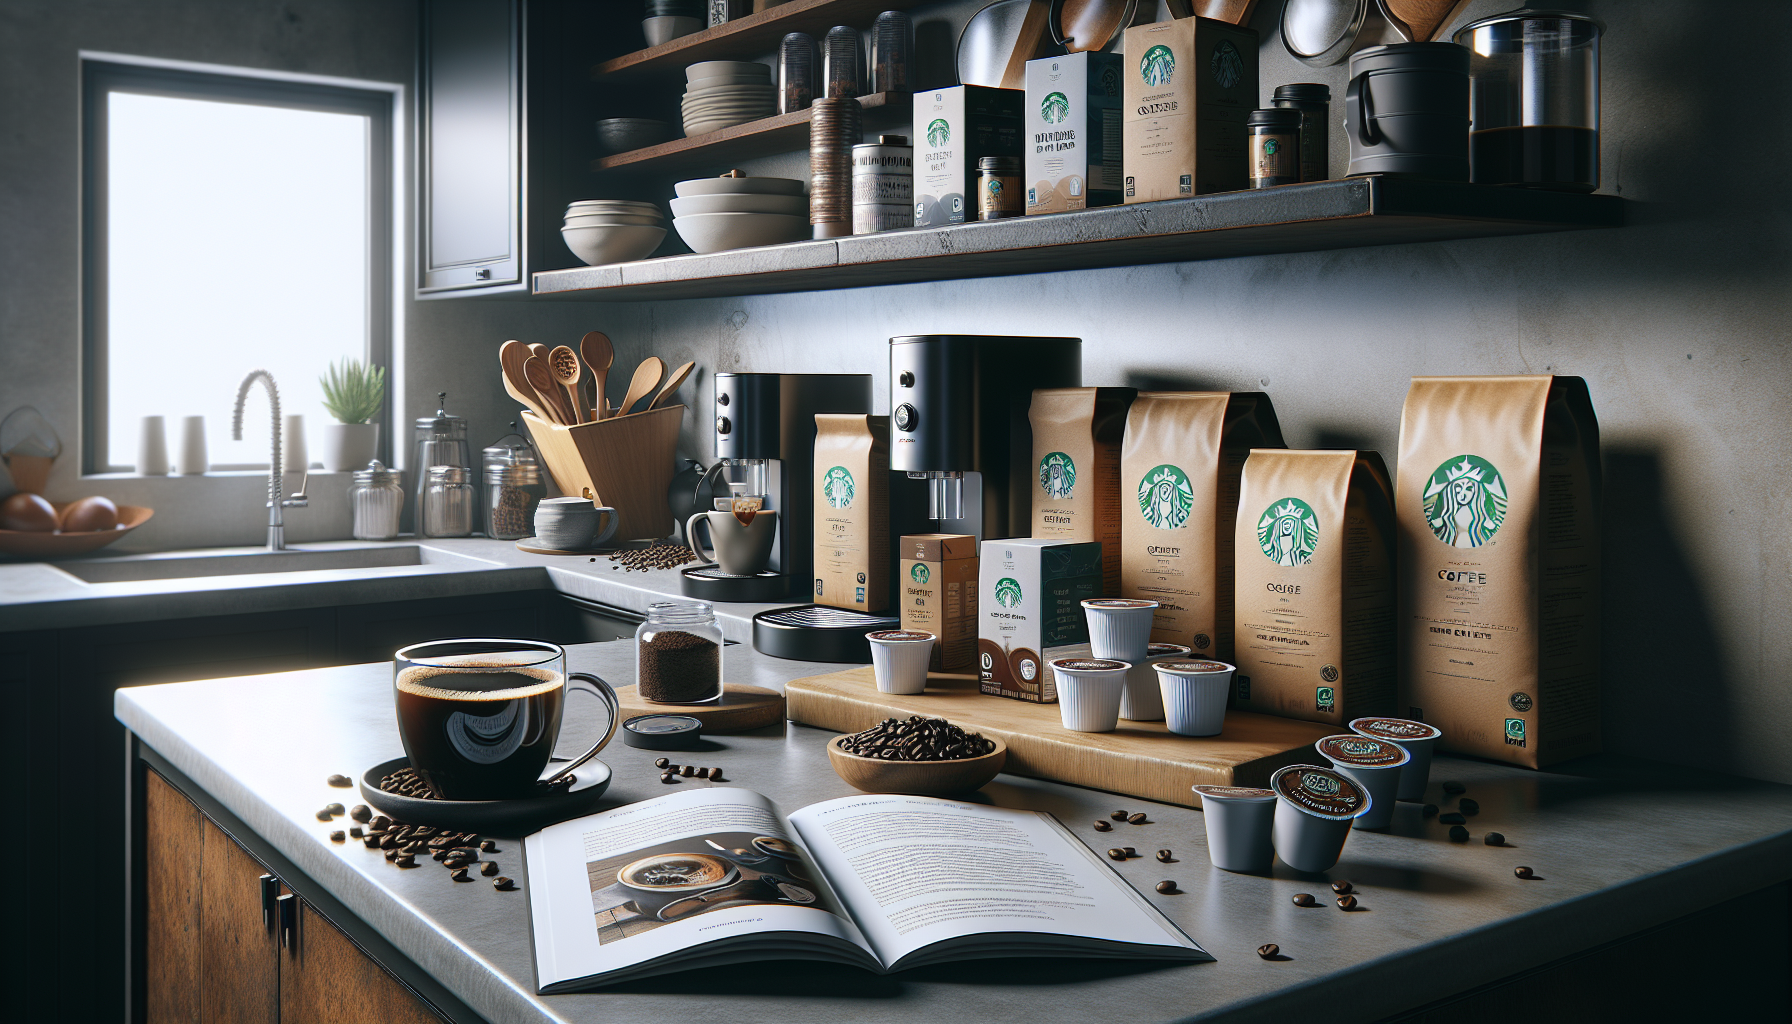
851, 134, 914, 234
419, 465, 474, 538
411, 392, 469, 529
977, 156, 1022, 220
349, 459, 403, 541
1272, 83, 1330, 182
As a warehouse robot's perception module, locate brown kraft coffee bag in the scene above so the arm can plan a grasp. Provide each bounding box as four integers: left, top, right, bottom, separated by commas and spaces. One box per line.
1233, 449, 1396, 726
814, 414, 891, 613
1030, 387, 1138, 595
1121, 392, 1284, 659
1398, 376, 1601, 769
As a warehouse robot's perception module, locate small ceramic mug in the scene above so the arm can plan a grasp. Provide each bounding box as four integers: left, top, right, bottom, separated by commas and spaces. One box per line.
687, 509, 778, 576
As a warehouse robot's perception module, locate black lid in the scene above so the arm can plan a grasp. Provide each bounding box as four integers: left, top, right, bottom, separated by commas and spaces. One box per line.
1349, 41, 1469, 76
978, 155, 1020, 171
1247, 107, 1303, 128
1273, 83, 1331, 103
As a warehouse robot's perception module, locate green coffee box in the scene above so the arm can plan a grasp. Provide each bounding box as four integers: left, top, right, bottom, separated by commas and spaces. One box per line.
914, 85, 1024, 227
1025, 51, 1124, 214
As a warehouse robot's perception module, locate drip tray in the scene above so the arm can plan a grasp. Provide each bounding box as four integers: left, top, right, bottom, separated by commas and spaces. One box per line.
752, 605, 898, 663
679, 566, 788, 604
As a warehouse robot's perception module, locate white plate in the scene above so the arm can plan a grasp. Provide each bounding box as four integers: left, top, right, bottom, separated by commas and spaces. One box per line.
669, 192, 807, 216
673, 212, 809, 254
685, 60, 768, 82
673, 175, 806, 198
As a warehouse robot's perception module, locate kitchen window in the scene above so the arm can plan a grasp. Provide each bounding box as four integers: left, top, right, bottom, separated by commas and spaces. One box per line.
81, 55, 398, 473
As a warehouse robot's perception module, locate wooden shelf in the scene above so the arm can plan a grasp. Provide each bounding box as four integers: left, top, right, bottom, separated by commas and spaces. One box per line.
531, 177, 1625, 301
592, 92, 911, 177
593, 0, 929, 84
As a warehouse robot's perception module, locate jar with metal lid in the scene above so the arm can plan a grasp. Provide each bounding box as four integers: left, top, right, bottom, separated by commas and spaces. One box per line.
412, 392, 470, 525
419, 464, 474, 538
635, 601, 723, 705
977, 156, 1022, 220
1247, 108, 1304, 188
349, 459, 403, 541
1272, 83, 1331, 182
1454, 8, 1602, 192
482, 431, 546, 540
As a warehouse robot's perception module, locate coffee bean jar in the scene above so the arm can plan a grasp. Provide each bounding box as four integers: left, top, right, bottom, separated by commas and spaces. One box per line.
636, 601, 722, 704
482, 433, 545, 541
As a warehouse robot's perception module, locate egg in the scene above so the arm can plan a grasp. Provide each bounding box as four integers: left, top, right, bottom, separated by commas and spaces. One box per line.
60, 495, 119, 533
1, 492, 58, 532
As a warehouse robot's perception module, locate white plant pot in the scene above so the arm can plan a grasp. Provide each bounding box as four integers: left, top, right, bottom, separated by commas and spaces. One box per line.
320, 422, 378, 472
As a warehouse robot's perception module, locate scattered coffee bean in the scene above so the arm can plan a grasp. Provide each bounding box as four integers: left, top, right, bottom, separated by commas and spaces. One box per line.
1292, 893, 1318, 907
480, 840, 498, 852
1093, 820, 1113, 832
1442, 781, 1465, 795
1449, 825, 1470, 842
654, 758, 671, 769
315, 810, 334, 822
395, 854, 416, 868
1458, 798, 1480, 816
661, 772, 679, 784
1128, 813, 1148, 825
1485, 832, 1506, 846
1155, 881, 1178, 894
1439, 812, 1466, 825
1124, 847, 1137, 856
1257, 943, 1280, 959
326, 774, 352, 787
323, 803, 345, 816
349, 805, 372, 823
494, 877, 516, 891
371, 815, 391, 830
1515, 866, 1535, 879
1111, 810, 1129, 821
330, 831, 345, 843
1155, 849, 1173, 863
1107, 848, 1127, 861
482, 861, 500, 876
1336, 894, 1357, 910
709, 770, 726, 783
451, 867, 470, 882
363, 835, 381, 850
1331, 880, 1353, 895
1421, 804, 1439, 818
680, 765, 695, 777
349, 826, 364, 838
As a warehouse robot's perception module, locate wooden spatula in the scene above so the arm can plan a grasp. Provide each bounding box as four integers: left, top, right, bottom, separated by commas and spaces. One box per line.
1000, 1, 1053, 90
619, 356, 665, 418
500, 340, 554, 423
649, 360, 696, 410
580, 331, 614, 421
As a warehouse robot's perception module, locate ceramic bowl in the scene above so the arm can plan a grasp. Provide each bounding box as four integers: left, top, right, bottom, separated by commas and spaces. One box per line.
0, 503, 154, 559
643, 15, 701, 46
563, 212, 665, 228
594, 118, 677, 155
673, 212, 808, 253
686, 60, 768, 82
561, 223, 666, 266
674, 175, 806, 198
669, 192, 807, 217
826, 734, 1007, 796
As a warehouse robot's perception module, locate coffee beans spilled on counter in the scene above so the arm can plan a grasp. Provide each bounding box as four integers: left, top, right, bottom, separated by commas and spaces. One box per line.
1110, 810, 1129, 821
1257, 943, 1280, 960
350, 804, 372, 823
656, 760, 726, 784
319, 781, 515, 891
1292, 893, 1318, 907
1458, 798, 1480, 816
1155, 849, 1173, 863
1154, 881, 1179, 894
1331, 880, 1353, 895
1484, 832, 1506, 846
1448, 825, 1470, 842
1515, 866, 1535, 880
606, 543, 699, 573
1128, 812, 1149, 825
1093, 820, 1113, 832
326, 774, 352, 787
837, 717, 996, 761
1336, 894, 1358, 910
378, 764, 570, 799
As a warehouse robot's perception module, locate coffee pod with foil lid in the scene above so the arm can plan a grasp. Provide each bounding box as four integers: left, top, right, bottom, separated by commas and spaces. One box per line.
1270, 764, 1371, 872
1050, 658, 1132, 732
1315, 734, 1411, 830
1193, 785, 1278, 873
866, 629, 936, 695
1350, 717, 1443, 801
1154, 660, 1236, 737
1080, 598, 1158, 663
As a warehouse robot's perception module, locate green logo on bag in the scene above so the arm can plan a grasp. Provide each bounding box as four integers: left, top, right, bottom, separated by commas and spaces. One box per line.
1210, 39, 1243, 89
1257, 497, 1319, 565
1316, 686, 1335, 712
1137, 464, 1193, 530
1505, 718, 1527, 747
910, 563, 930, 584
995, 577, 1023, 608
1423, 455, 1508, 548
822, 466, 856, 509
1140, 45, 1176, 87
927, 118, 951, 146
1041, 91, 1070, 124
1039, 451, 1076, 499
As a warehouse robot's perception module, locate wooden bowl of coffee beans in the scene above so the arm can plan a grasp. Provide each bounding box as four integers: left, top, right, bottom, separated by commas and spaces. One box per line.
826, 718, 1007, 796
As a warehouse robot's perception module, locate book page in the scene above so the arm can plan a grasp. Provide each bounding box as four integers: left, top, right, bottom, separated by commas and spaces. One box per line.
788, 795, 1203, 967
526, 788, 875, 990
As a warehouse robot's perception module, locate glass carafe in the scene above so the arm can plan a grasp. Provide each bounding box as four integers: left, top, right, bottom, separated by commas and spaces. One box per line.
1455, 8, 1603, 192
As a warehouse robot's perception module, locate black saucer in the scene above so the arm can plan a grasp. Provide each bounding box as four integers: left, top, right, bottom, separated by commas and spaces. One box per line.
358, 756, 613, 837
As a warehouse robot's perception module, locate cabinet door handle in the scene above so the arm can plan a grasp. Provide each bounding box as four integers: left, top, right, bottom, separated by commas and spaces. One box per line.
260, 874, 280, 931
277, 893, 298, 952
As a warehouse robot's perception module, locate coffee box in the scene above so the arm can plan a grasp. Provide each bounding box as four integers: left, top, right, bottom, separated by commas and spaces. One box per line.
977, 537, 1103, 703
1121, 17, 1258, 202
1025, 51, 1124, 214
1030, 387, 1137, 594
813, 414, 891, 613
899, 533, 979, 672
914, 85, 1024, 227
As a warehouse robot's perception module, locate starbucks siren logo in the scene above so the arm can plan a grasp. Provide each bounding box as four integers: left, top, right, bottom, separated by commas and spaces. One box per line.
1137, 464, 1194, 530
822, 466, 856, 509
910, 563, 930, 584
1099, 64, 1120, 97
1422, 455, 1508, 547
995, 577, 1024, 608
1263, 138, 1280, 156
1039, 451, 1077, 499
1209, 39, 1243, 89
1257, 497, 1319, 566
1041, 91, 1070, 124
926, 118, 951, 146
1140, 44, 1176, 87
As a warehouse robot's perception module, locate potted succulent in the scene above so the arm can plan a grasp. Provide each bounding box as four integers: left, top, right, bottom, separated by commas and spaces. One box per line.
318, 359, 385, 472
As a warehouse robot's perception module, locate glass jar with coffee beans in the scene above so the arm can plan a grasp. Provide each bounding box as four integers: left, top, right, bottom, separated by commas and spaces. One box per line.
636, 601, 722, 704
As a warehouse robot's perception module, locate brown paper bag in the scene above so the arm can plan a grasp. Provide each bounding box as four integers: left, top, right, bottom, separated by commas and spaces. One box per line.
1030, 387, 1138, 595
814, 414, 890, 613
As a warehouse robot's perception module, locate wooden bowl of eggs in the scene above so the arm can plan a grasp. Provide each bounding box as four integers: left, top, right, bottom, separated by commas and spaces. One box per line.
0, 494, 153, 558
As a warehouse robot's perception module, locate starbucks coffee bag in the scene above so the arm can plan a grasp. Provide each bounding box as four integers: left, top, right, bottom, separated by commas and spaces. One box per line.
1121, 392, 1284, 658
1397, 376, 1601, 769
1232, 449, 1396, 726
1030, 387, 1137, 594
814, 414, 891, 613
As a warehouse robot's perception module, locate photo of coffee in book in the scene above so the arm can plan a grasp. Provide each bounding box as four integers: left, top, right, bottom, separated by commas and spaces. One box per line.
589, 828, 827, 940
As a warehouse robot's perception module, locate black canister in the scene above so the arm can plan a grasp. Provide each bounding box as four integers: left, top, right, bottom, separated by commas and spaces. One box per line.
1345, 42, 1469, 181
1272, 83, 1330, 182
1246, 108, 1303, 188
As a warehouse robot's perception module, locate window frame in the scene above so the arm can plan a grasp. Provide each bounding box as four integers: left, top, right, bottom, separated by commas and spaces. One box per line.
80, 54, 399, 474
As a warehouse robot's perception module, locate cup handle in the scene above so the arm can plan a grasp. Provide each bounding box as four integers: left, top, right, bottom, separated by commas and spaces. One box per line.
686, 513, 716, 564
592, 507, 620, 546
542, 671, 620, 786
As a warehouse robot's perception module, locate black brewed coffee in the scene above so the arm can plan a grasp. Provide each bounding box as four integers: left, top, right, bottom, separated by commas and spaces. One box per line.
395, 659, 565, 800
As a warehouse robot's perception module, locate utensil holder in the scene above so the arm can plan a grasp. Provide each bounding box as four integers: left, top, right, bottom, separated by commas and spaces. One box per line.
522, 406, 684, 541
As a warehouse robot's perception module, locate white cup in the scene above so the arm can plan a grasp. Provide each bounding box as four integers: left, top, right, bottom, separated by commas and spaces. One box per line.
1192, 785, 1278, 873
177, 416, 208, 475
1081, 598, 1157, 661
866, 630, 935, 695
1050, 658, 1131, 732
1269, 764, 1371, 873
1120, 642, 1190, 721
1316, 734, 1411, 831
136, 416, 169, 475
283, 414, 308, 473
1155, 660, 1236, 736
1350, 717, 1443, 801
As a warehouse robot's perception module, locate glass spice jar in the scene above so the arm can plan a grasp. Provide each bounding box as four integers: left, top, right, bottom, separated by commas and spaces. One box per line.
635, 601, 722, 705
419, 464, 474, 538
349, 459, 403, 541
977, 156, 1022, 220
482, 433, 545, 541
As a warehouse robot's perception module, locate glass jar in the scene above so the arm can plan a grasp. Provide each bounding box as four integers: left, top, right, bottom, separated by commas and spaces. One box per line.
977, 156, 1022, 220
419, 465, 474, 538
349, 459, 403, 540
635, 601, 722, 705
1455, 9, 1602, 192
412, 393, 469, 526
482, 433, 545, 540
1247, 107, 1303, 188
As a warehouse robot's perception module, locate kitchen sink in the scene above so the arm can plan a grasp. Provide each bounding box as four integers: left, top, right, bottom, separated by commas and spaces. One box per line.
56, 545, 492, 584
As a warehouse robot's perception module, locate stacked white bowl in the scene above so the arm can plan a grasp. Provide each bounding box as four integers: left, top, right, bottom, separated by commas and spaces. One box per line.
562, 200, 666, 266
671, 175, 810, 254
682, 61, 775, 138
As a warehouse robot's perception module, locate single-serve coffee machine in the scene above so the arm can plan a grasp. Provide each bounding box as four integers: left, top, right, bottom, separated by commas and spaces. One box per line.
890, 335, 1083, 541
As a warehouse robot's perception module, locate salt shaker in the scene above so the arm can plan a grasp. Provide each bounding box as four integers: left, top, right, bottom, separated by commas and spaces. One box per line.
349, 459, 403, 540
419, 464, 474, 538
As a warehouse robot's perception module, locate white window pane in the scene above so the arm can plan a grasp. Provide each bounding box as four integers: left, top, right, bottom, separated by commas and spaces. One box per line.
107, 92, 370, 469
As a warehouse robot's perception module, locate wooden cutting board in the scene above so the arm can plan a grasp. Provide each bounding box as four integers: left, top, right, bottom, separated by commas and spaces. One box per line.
785, 668, 1336, 808
616, 683, 784, 733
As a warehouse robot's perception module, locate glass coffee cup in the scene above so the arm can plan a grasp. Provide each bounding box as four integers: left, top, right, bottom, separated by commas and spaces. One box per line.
393, 638, 619, 800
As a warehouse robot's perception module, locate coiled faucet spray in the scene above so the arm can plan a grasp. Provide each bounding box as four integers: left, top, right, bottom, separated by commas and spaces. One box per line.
231, 369, 308, 550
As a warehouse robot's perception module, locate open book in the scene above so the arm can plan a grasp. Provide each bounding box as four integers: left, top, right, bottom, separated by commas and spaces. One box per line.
524, 788, 1209, 991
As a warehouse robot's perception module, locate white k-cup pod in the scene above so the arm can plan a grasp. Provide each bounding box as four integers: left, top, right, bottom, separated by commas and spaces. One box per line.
865, 630, 935, 695
1050, 658, 1131, 732
1315, 734, 1411, 830
1192, 785, 1277, 873
1154, 660, 1236, 736
1270, 764, 1370, 873
1349, 717, 1443, 801
1080, 598, 1157, 662
1120, 642, 1190, 721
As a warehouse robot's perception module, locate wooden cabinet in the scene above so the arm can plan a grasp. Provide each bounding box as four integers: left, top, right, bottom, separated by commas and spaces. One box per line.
143, 770, 441, 1023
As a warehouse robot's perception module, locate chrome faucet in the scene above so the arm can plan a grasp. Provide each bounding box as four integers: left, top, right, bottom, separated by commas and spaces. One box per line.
231, 369, 308, 551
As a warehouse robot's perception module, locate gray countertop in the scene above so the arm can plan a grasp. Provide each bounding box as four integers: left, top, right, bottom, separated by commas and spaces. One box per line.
117, 641, 1792, 1024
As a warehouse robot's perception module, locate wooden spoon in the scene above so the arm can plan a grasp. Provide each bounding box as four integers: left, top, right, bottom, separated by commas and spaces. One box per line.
579, 332, 614, 421
499, 340, 553, 422
548, 345, 589, 423
618, 356, 665, 418
648, 360, 696, 410
524, 355, 574, 425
